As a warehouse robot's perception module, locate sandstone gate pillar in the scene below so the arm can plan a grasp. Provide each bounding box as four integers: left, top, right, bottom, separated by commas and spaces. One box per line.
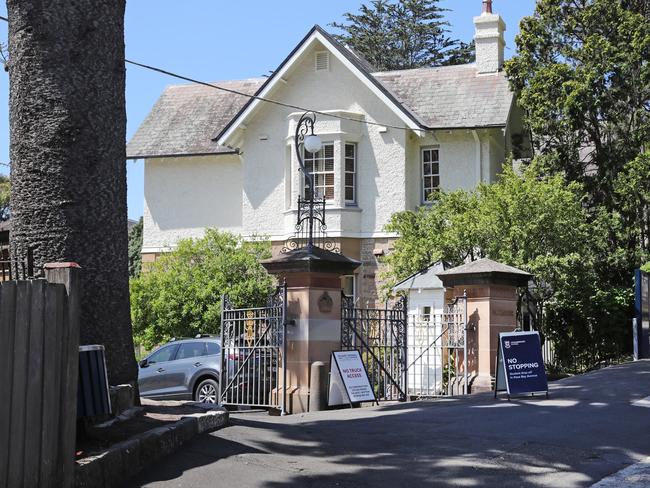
262, 247, 360, 413
437, 258, 531, 393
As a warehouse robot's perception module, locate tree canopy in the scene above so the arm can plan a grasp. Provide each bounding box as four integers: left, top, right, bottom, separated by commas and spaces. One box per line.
505, 0, 650, 214
130, 230, 274, 349
128, 217, 143, 278
331, 0, 474, 71
385, 165, 628, 370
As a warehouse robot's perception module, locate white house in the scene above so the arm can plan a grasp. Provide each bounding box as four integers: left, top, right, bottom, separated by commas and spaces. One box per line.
127, 2, 529, 307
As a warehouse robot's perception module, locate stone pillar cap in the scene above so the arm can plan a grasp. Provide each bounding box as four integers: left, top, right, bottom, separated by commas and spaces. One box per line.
436, 257, 531, 287
261, 246, 360, 276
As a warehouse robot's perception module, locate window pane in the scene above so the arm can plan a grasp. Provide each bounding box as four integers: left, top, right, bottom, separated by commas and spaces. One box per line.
425, 176, 432, 188
345, 159, 355, 172
206, 342, 220, 355
432, 176, 440, 188
345, 187, 354, 201
324, 159, 334, 172
345, 144, 355, 158
423, 150, 430, 163
345, 173, 354, 186
423, 163, 431, 175
148, 344, 179, 363
324, 144, 334, 158
325, 173, 334, 185
325, 187, 334, 199
431, 150, 439, 161
305, 150, 315, 160
432, 162, 439, 175
176, 342, 206, 360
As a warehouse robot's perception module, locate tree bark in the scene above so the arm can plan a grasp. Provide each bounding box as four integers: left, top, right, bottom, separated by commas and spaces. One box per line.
7, 0, 137, 386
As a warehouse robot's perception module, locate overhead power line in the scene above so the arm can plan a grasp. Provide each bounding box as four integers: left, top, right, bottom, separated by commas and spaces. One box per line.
0, 15, 414, 133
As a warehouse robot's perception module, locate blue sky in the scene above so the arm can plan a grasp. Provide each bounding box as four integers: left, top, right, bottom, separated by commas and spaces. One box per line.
0, 0, 536, 220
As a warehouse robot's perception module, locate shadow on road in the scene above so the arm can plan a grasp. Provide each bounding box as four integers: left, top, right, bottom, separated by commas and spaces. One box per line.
128, 360, 650, 488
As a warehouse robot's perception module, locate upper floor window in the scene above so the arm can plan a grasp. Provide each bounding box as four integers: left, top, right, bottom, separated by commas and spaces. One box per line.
421, 147, 440, 202
304, 143, 335, 200
345, 143, 357, 204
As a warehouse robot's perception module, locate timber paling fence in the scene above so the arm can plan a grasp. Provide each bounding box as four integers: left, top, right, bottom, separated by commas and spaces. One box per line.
0, 264, 81, 488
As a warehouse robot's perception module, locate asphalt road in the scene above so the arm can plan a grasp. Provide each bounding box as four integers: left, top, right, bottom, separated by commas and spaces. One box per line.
129, 360, 650, 487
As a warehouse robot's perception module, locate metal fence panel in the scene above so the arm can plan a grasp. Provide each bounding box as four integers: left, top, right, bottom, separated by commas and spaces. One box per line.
341, 294, 408, 402
219, 285, 286, 411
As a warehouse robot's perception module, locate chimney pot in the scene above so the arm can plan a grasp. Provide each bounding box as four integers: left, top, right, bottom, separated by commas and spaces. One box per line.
482, 0, 493, 14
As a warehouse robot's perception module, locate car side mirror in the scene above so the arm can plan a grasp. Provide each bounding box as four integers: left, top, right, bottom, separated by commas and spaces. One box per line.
139, 358, 149, 368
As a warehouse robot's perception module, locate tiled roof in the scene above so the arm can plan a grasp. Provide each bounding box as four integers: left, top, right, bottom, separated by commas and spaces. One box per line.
127, 40, 514, 159
126, 78, 264, 159
393, 261, 450, 291
373, 65, 513, 129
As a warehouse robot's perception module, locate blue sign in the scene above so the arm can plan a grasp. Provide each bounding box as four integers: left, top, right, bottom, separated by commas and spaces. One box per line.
496, 331, 548, 397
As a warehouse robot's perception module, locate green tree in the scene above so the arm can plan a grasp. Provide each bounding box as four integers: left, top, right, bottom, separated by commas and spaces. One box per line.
130, 230, 274, 349
385, 165, 628, 369
505, 0, 650, 212
331, 0, 472, 70
0, 175, 10, 221
128, 217, 143, 278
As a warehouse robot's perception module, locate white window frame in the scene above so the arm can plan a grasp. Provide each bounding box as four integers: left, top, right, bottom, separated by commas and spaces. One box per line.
344, 142, 357, 205
421, 146, 440, 203
304, 142, 335, 201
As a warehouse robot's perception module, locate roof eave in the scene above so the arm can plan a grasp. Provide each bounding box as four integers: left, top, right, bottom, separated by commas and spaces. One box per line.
215, 25, 423, 147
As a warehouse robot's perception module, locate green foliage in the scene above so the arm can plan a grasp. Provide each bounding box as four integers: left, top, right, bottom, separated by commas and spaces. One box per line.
130, 230, 274, 349
505, 0, 650, 211
385, 165, 629, 368
331, 0, 473, 70
0, 174, 10, 221
641, 262, 650, 273
128, 217, 143, 278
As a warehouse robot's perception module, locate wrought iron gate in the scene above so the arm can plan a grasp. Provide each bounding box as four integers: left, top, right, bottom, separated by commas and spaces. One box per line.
406, 294, 468, 397
341, 294, 408, 401
219, 284, 287, 412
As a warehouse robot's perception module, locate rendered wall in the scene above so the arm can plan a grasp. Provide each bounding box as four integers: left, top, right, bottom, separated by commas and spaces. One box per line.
142, 155, 243, 253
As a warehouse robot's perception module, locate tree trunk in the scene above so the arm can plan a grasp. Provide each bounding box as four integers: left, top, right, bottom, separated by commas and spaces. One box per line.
7, 0, 137, 386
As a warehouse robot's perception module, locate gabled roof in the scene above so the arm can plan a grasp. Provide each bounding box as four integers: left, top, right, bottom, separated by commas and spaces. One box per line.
126, 25, 516, 160
374, 65, 513, 129
393, 261, 451, 292
127, 78, 264, 159
215, 25, 424, 146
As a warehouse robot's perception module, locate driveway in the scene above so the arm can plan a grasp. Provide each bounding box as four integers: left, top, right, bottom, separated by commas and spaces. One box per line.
129, 360, 650, 487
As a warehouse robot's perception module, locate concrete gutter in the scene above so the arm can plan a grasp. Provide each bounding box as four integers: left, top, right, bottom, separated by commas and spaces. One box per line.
591, 457, 650, 487
74, 402, 229, 488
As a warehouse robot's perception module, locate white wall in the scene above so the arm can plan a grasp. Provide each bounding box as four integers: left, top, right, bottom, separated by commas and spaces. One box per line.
142, 155, 243, 253
141, 41, 512, 251
238, 39, 408, 240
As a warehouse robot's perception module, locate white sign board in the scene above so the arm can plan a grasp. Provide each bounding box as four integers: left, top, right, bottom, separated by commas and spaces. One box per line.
328, 350, 376, 406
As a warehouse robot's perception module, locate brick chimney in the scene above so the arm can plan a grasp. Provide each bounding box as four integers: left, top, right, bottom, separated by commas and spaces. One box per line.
474, 0, 506, 74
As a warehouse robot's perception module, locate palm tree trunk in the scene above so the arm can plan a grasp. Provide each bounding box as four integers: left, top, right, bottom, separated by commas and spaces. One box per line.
7, 0, 137, 386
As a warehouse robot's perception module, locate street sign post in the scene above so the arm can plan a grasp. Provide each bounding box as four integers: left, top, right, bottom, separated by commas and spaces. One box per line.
494, 331, 548, 399
328, 350, 377, 407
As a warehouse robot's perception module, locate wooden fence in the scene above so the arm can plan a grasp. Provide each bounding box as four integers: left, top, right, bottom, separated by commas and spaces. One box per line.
0, 263, 81, 488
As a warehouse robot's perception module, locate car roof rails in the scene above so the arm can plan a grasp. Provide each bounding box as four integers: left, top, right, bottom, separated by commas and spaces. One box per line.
195, 334, 219, 339
169, 337, 192, 342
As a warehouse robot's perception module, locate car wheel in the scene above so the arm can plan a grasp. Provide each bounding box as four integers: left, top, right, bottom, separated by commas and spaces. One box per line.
194, 378, 218, 404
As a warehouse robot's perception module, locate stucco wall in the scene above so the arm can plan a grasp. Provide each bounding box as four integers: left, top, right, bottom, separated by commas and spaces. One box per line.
238, 39, 408, 241
142, 155, 243, 252
141, 42, 512, 253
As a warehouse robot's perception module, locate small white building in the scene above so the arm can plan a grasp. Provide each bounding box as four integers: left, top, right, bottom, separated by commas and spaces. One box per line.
127, 3, 529, 307
393, 261, 450, 396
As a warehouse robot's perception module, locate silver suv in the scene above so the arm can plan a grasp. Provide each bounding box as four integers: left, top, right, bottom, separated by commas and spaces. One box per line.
138, 335, 221, 403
